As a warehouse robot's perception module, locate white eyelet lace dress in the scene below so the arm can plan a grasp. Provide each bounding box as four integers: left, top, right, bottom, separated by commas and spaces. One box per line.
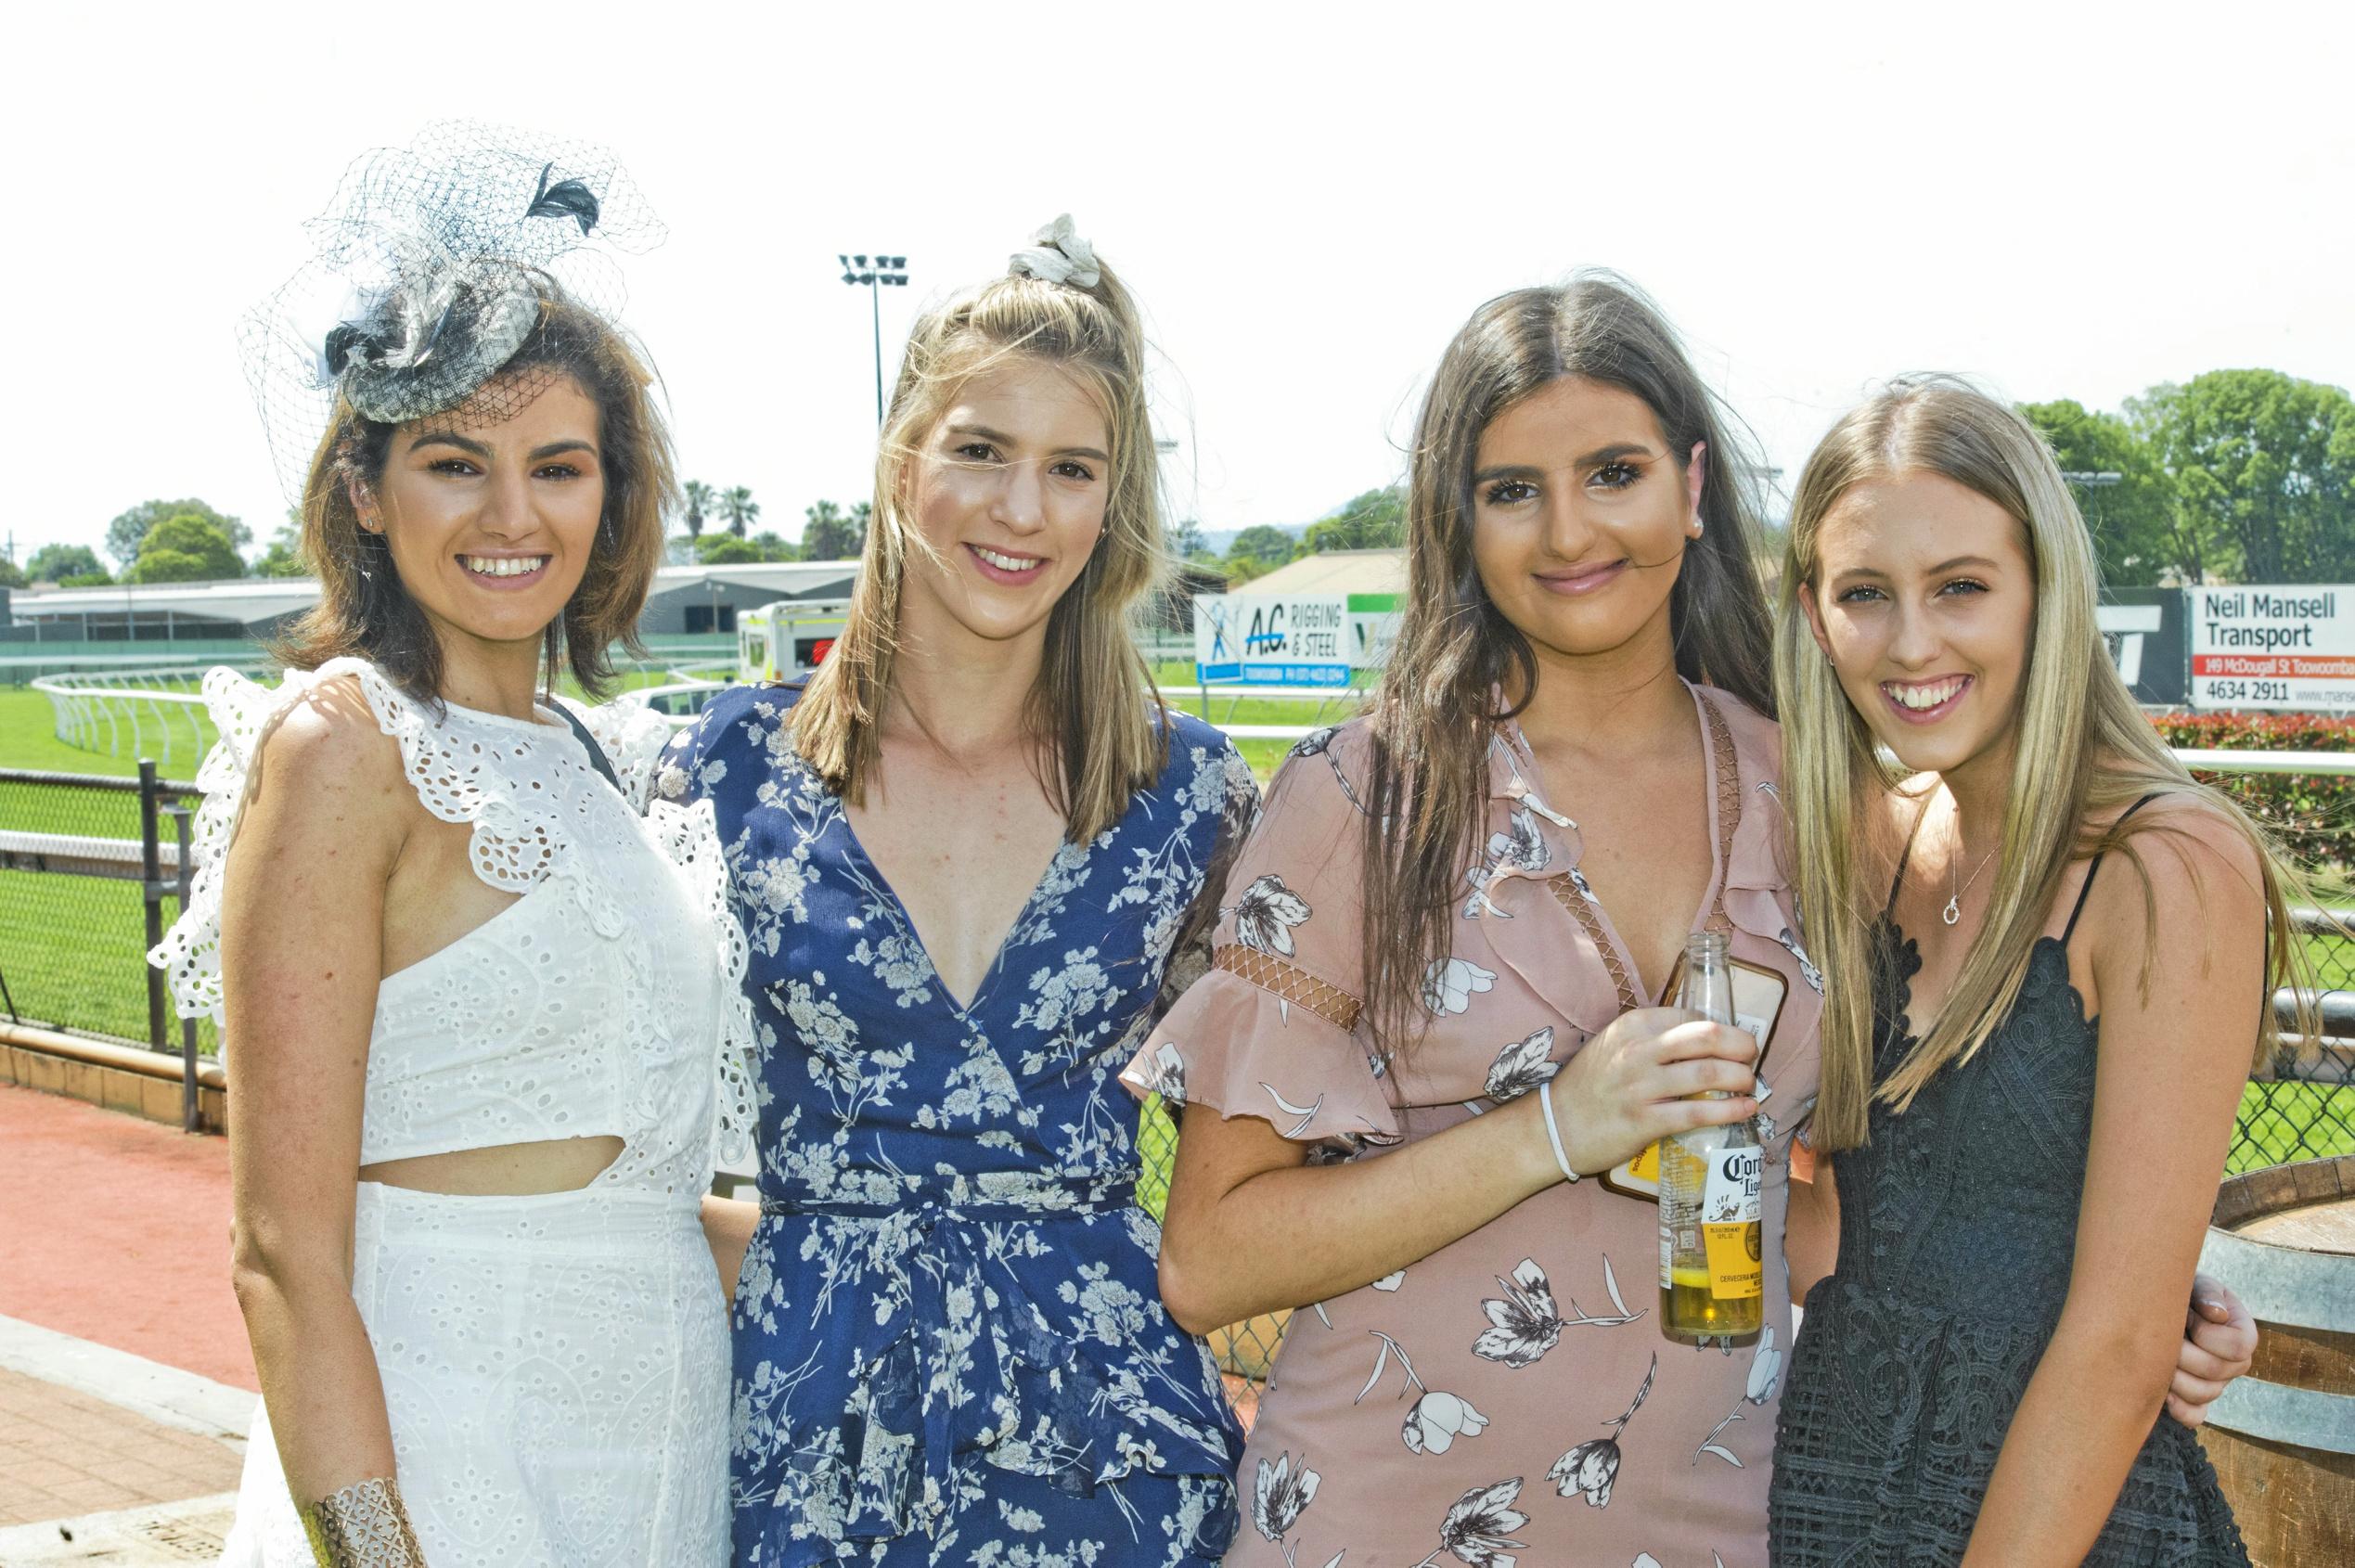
150, 657, 757, 1568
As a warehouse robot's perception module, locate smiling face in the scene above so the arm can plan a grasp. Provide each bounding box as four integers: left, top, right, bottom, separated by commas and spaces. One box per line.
1469, 375, 1704, 675
361, 374, 605, 659
896, 357, 1111, 652
1802, 469, 2038, 779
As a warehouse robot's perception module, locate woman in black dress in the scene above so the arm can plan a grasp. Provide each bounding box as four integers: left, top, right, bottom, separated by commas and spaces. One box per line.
1766, 378, 2313, 1564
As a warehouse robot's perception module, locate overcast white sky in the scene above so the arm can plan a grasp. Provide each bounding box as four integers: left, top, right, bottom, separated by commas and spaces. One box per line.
6, 2, 2349, 567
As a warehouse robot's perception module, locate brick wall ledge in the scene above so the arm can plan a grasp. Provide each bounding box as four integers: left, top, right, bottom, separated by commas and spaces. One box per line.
0, 1021, 225, 1132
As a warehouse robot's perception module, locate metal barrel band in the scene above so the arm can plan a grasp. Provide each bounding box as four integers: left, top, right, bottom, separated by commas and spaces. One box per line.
2203, 1379, 2355, 1457
2195, 1226, 2355, 1330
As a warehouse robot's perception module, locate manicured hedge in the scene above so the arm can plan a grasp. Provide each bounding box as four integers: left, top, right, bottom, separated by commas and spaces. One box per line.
2150, 711, 2355, 870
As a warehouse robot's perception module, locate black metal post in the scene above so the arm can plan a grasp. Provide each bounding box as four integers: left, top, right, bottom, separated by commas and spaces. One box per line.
138, 761, 166, 1056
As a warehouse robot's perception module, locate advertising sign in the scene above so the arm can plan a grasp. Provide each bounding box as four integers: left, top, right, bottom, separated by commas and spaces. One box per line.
1193, 594, 1354, 686
2191, 585, 2355, 712
2098, 587, 2187, 707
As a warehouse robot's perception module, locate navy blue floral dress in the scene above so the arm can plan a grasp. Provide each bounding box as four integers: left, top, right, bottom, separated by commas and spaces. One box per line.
657, 685, 1250, 1568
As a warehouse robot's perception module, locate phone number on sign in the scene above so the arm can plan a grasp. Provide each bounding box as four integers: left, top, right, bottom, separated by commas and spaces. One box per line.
2198, 679, 2295, 703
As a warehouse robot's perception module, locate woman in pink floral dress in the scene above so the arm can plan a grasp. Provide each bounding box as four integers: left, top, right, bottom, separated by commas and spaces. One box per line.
1128, 275, 2254, 1568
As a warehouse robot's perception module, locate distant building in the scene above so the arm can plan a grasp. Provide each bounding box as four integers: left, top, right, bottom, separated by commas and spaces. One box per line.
3, 561, 862, 646
1239, 547, 1406, 599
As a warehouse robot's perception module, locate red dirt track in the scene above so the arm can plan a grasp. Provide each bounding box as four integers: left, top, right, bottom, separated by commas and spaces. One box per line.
0, 1084, 256, 1391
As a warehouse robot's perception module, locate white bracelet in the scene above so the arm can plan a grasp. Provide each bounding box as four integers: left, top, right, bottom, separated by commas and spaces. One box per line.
1537, 1080, 1578, 1184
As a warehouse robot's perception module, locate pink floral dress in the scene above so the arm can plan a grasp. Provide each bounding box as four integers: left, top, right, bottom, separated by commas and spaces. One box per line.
1125, 684, 1822, 1568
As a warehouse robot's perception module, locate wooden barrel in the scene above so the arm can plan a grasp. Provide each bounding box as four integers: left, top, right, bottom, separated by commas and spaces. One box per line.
2197, 1155, 2355, 1566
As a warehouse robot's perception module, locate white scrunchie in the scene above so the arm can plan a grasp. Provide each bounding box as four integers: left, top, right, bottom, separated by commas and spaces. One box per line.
1008, 213, 1101, 289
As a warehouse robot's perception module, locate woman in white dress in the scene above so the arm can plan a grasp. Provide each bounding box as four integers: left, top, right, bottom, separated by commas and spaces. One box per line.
150, 127, 752, 1566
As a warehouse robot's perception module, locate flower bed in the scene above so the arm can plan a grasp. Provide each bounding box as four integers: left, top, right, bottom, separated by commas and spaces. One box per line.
2150, 710, 2355, 873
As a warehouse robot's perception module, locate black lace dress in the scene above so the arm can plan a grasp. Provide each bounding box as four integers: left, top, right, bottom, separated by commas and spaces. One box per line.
1768, 836, 2249, 1565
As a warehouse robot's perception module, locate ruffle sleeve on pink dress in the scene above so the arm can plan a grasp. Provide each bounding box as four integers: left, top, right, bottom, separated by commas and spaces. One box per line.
1123, 724, 1401, 1153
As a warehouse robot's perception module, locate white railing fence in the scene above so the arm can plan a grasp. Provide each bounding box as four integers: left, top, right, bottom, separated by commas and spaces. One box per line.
33, 670, 2355, 779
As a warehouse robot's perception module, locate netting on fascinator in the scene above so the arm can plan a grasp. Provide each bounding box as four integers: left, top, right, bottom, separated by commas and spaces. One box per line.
240, 122, 664, 502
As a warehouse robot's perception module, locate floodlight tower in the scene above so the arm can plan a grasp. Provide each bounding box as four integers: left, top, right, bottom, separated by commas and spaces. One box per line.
839, 252, 910, 424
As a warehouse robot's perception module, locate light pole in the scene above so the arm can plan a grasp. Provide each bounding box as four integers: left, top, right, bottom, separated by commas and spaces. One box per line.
839, 252, 909, 423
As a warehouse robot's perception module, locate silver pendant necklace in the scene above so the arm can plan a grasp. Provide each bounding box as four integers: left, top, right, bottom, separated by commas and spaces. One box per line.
1944, 842, 1999, 926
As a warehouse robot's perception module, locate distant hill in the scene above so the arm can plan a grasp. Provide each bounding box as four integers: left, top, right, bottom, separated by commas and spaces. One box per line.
1196, 524, 1307, 556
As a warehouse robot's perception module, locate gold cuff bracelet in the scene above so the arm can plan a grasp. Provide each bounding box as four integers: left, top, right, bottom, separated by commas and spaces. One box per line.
301, 1476, 424, 1567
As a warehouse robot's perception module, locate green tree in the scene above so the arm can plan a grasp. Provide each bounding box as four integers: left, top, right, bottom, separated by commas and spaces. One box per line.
2017, 400, 2178, 585
252, 512, 308, 578
716, 485, 759, 538
128, 513, 244, 583
1302, 485, 1407, 553
681, 479, 715, 542
0, 553, 23, 589
750, 531, 801, 562
1225, 524, 1299, 572
2131, 370, 2355, 584
27, 543, 106, 583
802, 499, 868, 560
695, 533, 766, 565
107, 497, 247, 570
1168, 517, 1206, 559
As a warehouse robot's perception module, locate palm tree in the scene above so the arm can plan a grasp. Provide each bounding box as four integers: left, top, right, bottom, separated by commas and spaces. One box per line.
720, 485, 759, 538
681, 480, 715, 540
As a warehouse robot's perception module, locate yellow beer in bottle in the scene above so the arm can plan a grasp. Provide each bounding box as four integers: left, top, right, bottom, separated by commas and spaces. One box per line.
1658, 932, 1763, 1345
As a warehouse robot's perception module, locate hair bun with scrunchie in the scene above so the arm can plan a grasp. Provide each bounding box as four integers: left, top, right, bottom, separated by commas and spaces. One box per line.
1007, 214, 1101, 289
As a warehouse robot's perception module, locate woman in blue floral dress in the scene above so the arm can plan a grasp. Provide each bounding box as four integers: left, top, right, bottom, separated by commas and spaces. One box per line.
657, 219, 1250, 1566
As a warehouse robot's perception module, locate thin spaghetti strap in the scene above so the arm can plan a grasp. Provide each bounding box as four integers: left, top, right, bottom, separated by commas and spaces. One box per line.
2062, 793, 2163, 945
1887, 793, 1936, 915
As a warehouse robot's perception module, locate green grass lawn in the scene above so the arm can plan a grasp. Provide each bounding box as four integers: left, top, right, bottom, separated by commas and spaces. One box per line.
0, 684, 211, 781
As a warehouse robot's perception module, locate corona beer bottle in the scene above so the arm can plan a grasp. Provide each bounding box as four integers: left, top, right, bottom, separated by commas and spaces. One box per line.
1658, 931, 1763, 1344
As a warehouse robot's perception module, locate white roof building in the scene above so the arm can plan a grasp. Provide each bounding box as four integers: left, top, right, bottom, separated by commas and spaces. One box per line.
6, 560, 862, 643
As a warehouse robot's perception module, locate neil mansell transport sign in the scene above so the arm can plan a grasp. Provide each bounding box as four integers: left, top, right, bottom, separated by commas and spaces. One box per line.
2191, 586, 2355, 712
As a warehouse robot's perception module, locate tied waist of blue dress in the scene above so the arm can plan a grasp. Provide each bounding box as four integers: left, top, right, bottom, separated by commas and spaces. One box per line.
743, 1168, 1235, 1536
757, 1169, 1138, 1222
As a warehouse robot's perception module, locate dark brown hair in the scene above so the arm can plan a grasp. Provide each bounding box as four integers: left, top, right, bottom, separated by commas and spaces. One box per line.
276, 279, 674, 705
1360, 272, 1774, 1058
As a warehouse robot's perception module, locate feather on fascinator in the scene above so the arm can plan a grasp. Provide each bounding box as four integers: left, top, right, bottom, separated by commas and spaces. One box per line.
240, 122, 663, 502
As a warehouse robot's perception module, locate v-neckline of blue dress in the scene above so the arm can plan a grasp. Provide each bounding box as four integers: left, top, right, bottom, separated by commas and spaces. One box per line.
833, 815, 1084, 1020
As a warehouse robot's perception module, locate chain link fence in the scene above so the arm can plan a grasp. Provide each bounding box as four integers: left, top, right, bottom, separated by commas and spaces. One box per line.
2239, 907, 2355, 1174
0, 768, 215, 1071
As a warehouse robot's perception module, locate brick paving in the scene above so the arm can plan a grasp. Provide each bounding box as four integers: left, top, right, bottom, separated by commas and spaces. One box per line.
0, 1368, 241, 1527
0, 1082, 252, 1552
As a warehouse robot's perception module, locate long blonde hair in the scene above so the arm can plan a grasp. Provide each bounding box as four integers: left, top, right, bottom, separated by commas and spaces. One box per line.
1775, 378, 2316, 1151
789, 238, 1171, 841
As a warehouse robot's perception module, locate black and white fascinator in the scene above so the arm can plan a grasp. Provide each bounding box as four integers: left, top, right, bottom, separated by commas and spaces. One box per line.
240, 122, 663, 501
1008, 214, 1100, 289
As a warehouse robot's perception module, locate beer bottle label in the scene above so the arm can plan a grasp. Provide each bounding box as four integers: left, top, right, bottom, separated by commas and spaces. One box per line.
1700, 1146, 1764, 1302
